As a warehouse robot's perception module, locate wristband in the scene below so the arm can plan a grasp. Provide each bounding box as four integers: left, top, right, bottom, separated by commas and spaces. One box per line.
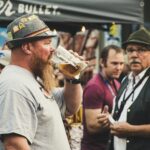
65, 78, 81, 84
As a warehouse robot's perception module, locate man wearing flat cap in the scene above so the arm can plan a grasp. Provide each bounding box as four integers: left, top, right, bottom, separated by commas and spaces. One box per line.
0, 14, 83, 150
107, 27, 150, 150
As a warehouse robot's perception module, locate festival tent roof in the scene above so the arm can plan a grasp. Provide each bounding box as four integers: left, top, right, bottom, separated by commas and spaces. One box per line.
0, 0, 144, 24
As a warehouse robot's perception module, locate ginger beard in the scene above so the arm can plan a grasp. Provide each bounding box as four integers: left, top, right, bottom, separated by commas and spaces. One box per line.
31, 52, 56, 93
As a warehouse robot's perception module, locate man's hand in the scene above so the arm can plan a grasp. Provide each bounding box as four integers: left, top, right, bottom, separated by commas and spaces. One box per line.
97, 105, 110, 131
110, 122, 133, 138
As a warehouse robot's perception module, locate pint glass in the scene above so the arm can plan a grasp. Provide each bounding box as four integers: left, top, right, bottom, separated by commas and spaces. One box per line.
51, 45, 87, 78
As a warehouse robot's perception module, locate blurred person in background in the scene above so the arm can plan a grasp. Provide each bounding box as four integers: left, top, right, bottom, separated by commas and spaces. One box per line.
0, 14, 83, 150
108, 27, 150, 150
81, 44, 125, 150
0, 50, 11, 73
1, 42, 9, 50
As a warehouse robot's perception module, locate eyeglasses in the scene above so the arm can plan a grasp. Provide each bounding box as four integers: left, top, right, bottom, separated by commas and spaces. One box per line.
126, 46, 150, 53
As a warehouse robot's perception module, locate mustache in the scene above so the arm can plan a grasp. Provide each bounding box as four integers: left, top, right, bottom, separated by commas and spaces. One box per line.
130, 60, 141, 64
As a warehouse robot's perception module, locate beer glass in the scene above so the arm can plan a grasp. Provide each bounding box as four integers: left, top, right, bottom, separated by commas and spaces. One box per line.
51, 45, 87, 78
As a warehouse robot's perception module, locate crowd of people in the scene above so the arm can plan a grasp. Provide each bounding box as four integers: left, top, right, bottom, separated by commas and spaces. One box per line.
0, 14, 150, 150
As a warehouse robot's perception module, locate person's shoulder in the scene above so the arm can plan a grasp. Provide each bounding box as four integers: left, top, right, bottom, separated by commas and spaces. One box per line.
0, 66, 36, 90
0, 67, 41, 104
87, 74, 101, 84
84, 74, 104, 91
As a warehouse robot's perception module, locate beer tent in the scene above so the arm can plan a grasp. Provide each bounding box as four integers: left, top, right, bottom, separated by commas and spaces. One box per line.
0, 0, 144, 27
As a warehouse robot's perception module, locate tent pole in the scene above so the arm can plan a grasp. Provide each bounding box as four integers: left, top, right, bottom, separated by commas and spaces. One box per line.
95, 30, 104, 74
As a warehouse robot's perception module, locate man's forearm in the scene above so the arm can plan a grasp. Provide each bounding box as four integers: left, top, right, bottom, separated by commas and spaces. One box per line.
111, 122, 150, 138
131, 124, 150, 137
64, 82, 82, 116
3, 134, 31, 150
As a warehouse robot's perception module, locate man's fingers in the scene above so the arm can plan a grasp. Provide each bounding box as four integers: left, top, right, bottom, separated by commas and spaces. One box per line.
102, 105, 109, 114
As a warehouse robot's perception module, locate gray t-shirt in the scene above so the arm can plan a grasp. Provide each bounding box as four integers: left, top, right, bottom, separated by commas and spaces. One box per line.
0, 65, 70, 150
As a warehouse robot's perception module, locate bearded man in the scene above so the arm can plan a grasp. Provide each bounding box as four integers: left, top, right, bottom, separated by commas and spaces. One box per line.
0, 14, 83, 150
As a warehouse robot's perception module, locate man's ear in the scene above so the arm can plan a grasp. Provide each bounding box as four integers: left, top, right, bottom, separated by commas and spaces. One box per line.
100, 58, 104, 67
21, 43, 32, 55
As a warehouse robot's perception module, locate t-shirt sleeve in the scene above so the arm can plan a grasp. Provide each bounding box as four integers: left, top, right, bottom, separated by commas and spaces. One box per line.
52, 87, 66, 118
83, 84, 105, 109
0, 89, 37, 144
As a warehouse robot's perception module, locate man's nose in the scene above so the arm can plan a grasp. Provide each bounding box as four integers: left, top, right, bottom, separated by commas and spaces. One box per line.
50, 47, 55, 53
116, 64, 124, 70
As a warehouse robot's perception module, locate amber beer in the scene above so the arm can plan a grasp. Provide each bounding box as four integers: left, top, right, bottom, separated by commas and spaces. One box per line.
58, 63, 82, 78
51, 45, 87, 78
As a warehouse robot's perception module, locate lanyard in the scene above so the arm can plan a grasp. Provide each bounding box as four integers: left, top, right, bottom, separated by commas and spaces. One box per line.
106, 81, 117, 97
113, 68, 150, 120
99, 73, 118, 98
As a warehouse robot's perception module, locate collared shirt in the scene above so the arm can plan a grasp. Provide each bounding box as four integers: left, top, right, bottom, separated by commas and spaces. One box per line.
113, 68, 149, 150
